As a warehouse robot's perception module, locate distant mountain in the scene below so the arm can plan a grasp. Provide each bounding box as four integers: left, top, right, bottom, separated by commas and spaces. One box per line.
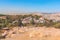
0, 12, 60, 15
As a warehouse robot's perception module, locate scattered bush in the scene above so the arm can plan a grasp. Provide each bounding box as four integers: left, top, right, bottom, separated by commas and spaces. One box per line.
53, 23, 60, 28
0, 15, 60, 29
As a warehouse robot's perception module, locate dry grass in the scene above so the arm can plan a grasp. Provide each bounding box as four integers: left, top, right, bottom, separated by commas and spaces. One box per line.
1, 27, 60, 40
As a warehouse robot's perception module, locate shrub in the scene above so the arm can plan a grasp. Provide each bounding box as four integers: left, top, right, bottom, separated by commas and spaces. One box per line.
52, 23, 60, 28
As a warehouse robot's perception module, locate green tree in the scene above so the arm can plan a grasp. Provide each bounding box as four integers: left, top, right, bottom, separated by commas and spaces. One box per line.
18, 16, 23, 27
30, 17, 35, 25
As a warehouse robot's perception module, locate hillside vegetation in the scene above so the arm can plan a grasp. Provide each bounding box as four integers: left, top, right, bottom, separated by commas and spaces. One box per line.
0, 14, 60, 29
0, 13, 60, 40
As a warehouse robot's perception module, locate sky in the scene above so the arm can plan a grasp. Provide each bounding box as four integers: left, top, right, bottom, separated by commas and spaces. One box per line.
0, 0, 60, 13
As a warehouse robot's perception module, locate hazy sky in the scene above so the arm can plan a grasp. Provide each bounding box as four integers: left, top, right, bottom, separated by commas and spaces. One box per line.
0, 0, 60, 13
